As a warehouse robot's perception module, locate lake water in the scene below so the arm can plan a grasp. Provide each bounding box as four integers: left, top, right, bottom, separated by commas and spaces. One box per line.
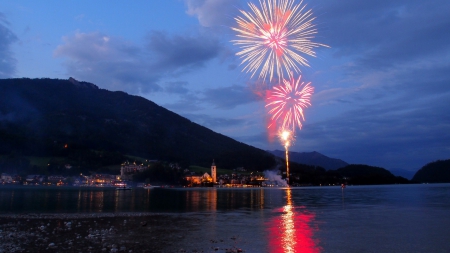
1, 184, 449, 252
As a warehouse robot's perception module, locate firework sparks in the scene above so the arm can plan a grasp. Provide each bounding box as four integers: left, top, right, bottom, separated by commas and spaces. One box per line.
279, 129, 294, 185
266, 74, 314, 133
279, 128, 293, 148
232, 0, 328, 82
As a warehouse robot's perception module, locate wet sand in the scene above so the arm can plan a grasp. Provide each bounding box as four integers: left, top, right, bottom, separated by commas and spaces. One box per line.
0, 213, 245, 253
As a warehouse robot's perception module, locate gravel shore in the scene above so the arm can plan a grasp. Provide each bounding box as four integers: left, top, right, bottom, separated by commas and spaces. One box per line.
0, 213, 246, 253
0, 212, 191, 253
0, 213, 195, 253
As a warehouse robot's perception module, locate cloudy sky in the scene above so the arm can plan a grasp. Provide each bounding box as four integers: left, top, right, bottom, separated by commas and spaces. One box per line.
1, 0, 449, 171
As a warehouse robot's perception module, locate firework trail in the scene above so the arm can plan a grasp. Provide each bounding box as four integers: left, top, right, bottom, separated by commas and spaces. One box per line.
279, 128, 294, 185
265, 74, 314, 133
232, 0, 328, 82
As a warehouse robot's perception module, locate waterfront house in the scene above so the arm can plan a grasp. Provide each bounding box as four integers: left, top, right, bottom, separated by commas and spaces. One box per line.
25, 175, 44, 184
48, 175, 66, 185
185, 172, 213, 186
1, 173, 13, 183
120, 161, 149, 179
87, 174, 117, 186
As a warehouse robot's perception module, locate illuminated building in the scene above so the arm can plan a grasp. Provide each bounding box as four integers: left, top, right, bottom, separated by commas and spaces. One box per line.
211, 160, 217, 183
185, 173, 213, 187
87, 174, 116, 186
48, 175, 66, 185
120, 161, 148, 177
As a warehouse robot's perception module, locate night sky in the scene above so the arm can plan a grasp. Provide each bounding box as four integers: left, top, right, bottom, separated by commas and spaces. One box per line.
1, 0, 449, 171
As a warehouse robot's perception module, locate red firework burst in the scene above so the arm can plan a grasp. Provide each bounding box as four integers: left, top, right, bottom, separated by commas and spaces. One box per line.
265, 74, 314, 132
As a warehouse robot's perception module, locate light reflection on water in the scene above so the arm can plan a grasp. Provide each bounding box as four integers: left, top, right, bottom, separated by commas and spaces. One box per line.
268, 188, 321, 253
0, 186, 296, 216
1, 184, 450, 252
1, 184, 450, 213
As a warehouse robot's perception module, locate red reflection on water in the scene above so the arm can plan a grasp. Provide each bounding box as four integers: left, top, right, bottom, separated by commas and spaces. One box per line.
267, 189, 321, 253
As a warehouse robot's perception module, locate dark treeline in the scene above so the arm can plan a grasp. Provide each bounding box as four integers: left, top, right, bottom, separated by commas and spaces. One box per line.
285, 163, 410, 186
132, 162, 185, 185
0, 150, 125, 177
412, 159, 450, 183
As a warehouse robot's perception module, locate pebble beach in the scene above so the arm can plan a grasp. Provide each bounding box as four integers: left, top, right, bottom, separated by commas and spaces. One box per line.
0, 213, 245, 253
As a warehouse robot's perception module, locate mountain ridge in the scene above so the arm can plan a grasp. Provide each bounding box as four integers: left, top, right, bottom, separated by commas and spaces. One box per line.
268, 150, 348, 170
0, 78, 276, 170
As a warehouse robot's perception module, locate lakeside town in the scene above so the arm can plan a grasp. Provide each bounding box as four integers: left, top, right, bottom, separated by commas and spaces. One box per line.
0, 160, 286, 188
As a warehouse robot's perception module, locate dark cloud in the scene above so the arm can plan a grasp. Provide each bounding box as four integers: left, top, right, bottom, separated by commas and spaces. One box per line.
146, 31, 222, 74
357, 18, 450, 71
161, 83, 261, 113
315, 0, 450, 70
305, 59, 450, 170
202, 85, 260, 109
0, 13, 18, 78
295, 90, 450, 170
163, 81, 190, 94
54, 32, 160, 93
162, 93, 204, 112
54, 30, 224, 94
303, 52, 450, 170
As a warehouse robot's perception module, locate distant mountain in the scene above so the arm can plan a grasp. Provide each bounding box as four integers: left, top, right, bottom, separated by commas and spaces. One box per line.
337, 164, 409, 185
388, 168, 417, 180
268, 150, 348, 170
412, 159, 450, 183
0, 78, 276, 171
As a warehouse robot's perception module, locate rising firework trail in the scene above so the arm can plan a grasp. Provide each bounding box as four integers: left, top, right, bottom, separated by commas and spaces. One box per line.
279, 129, 293, 185
232, 0, 328, 82
265, 74, 314, 133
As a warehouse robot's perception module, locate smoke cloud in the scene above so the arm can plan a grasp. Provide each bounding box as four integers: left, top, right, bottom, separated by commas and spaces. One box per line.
263, 170, 287, 187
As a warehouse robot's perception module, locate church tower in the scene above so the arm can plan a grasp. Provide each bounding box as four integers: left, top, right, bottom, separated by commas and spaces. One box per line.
211, 160, 217, 183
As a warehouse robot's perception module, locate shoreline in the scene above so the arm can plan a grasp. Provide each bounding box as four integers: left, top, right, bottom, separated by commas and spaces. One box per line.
0, 212, 165, 219
0, 212, 247, 253
0, 212, 197, 253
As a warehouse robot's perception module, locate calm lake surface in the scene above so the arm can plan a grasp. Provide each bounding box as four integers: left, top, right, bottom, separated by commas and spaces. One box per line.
1, 184, 449, 252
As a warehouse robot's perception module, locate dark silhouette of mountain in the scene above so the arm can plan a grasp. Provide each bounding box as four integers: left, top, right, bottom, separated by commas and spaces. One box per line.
268, 150, 348, 170
337, 164, 409, 185
0, 78, 276, 171
412, 159, 450, 183
387, 168, 416, 180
